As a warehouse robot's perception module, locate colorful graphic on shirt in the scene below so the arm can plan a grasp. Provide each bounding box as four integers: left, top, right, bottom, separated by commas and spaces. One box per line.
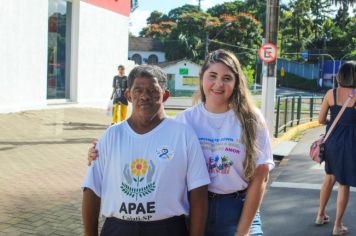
131, 159, 148, 176
199, 137, 241, 175
156, 146, 174, 160
208, 155, 233, 174
121, 158, 156, 200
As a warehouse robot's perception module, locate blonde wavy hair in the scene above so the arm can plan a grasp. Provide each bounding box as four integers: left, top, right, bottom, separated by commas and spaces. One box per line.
198, 49, 264, 180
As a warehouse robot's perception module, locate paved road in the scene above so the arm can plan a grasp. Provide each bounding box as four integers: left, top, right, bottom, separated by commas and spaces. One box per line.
261, 126, 356, 236
1, 107, 354, 236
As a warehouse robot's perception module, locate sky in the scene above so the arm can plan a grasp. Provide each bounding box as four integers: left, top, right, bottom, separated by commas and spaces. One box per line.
129, 0, 228, 36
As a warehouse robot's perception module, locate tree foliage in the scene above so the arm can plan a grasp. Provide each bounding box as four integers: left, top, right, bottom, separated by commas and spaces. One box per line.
279, 0, 356, 60
139, 2, 263, 66
136, 0, 356, 71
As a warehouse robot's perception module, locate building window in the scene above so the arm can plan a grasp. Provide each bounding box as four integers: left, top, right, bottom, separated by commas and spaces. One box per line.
47, 0, 72, 99
131, 54, 142, 65
167, 74, 175, 80
147, 54, 158, 64
182, 76, 199, 86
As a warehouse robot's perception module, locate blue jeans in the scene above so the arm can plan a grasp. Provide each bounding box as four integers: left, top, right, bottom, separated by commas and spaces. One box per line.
205, 192, 263, 236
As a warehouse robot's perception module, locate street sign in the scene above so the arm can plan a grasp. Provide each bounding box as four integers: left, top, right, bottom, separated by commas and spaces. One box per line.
258, 43, 277, 63
301, 51, 309, 59
179, 68, 188, 75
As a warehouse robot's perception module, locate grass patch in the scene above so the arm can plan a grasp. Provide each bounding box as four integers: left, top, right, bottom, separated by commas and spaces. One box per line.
165, 110, 182, 117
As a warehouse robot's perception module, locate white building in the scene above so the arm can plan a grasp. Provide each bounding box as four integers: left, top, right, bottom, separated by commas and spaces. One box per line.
159, 60, 201, 96
128, 37, 166, 65
0, 0, 131, 113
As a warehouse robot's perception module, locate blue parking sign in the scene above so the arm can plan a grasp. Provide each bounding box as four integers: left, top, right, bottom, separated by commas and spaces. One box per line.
301, 51, 309, 59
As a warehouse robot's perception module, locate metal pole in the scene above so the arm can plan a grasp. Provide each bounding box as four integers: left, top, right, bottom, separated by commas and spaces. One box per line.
205, 32, 209, 59
261, 0, 280, 136
254, 53, 258, 91
332, 58, 335, 89
297, 96, 301, 125
284, 97, 288, 132
275, 96, 281, 137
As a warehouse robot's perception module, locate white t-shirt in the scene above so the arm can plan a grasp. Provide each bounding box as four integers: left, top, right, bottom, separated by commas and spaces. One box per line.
82, 118, 210, 221
175, 103, 274, 194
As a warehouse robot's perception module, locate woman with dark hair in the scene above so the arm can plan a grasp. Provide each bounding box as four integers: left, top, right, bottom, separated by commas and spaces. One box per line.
316, 61, 356, 235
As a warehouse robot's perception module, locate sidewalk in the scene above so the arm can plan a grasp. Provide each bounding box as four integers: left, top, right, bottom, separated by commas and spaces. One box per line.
261, 125, 356, 235
0, 108, 110, 236
0, 107, 354, 236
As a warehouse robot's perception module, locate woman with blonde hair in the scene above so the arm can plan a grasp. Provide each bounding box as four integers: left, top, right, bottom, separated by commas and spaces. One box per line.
175, 49, 274, 236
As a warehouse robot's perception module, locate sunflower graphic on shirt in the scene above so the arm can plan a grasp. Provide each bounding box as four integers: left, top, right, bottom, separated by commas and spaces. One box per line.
121, 158, 156, 200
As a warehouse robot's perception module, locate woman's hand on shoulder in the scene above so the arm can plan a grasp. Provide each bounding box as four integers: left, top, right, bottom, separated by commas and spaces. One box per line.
87, 139, 98, 166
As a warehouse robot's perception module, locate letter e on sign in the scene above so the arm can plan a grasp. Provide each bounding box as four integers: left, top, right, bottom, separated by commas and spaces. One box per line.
258, 43, 277, 63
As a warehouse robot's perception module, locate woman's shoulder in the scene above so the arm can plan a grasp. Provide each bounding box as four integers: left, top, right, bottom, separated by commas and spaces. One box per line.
322, 89, 334, 105
324, 88, 334, 97
178, 103, 201, 116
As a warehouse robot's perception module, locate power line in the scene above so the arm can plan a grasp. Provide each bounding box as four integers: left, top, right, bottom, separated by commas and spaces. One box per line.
209, 39, 258, 52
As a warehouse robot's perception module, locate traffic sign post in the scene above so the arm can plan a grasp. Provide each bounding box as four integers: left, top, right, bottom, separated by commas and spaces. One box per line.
258, 43, 277, 63
301, 51, 309, 60
259, 43, 278, 136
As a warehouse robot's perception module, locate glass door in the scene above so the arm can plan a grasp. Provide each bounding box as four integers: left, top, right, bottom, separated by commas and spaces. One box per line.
47, 0, 72, 99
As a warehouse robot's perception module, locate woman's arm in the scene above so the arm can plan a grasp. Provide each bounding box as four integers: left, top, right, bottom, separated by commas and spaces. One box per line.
235, 164, 269, 236
318, 89, 332, 124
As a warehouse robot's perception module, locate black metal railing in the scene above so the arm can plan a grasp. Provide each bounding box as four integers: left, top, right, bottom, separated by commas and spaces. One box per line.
274, 95, 324, 137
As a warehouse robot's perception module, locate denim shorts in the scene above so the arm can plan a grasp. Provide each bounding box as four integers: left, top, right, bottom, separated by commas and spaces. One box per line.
204, 191, 263, 236
101, 215, 188, 236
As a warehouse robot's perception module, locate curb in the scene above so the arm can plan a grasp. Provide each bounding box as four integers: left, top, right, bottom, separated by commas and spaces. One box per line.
271, 121, 321, 148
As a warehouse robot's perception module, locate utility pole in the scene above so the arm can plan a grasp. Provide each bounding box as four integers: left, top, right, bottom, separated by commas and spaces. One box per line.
198, 0, 202, 11
205, 32, 209, 59
261, 0, 280, 136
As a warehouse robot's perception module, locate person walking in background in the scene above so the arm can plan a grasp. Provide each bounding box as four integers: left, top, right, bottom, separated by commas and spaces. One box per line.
316, 61, 356, 235
82, 65, 210, 236
111, 65, 128, 124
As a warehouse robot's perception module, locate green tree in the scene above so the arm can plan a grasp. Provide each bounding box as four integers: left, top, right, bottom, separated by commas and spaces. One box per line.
208, 13, 263, 66
310, 0, 332, 39
207, 1, 244, 16
327, 0, 355, 5
279, 0, 313, 59
334, 3, 350, 30
244, 0, 267, 32
325, 14, 356, 59
146, 10, 165, 24
168, 12, 217, 61
167, 4, 200, 21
